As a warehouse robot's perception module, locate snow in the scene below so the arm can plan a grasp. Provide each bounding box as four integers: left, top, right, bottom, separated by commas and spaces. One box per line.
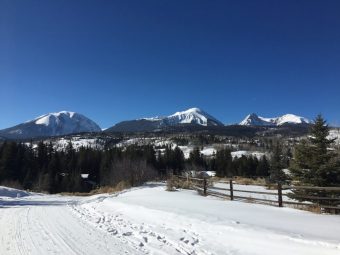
8, 129, 23, 134
35, 115, 51, 126
1, 184, 340, 255
231, 150, 266, 159
53, 137, 103, 151
34, 111, 77, 126
200, 147, 216, 157
139, 117, 163, 121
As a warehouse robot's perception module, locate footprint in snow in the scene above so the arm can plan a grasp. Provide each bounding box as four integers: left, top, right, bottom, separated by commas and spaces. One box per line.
108, 229, 118, 235
191, 239, 199, 246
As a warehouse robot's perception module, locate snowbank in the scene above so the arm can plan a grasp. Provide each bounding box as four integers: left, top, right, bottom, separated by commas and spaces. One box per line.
0, 186, 30, 198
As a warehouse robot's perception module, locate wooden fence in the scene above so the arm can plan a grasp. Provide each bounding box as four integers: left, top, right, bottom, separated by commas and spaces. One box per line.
174, 176, 340, 213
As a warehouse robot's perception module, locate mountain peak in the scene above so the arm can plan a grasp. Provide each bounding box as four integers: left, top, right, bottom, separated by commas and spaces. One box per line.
167, 107, 223, 126
170, 107, 202, 116
240, 113, 271, 126
0, 111, 101, 139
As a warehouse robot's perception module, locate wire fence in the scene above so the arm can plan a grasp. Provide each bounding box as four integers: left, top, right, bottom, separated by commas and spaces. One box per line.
173, 175, 340, 214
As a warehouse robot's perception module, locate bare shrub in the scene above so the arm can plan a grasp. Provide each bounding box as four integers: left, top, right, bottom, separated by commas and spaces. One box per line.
90, 181, 131, 195
0, 180, 23, 190
166, 177, 176, 191
103, 157, 157, 187
234, 177, 267, 186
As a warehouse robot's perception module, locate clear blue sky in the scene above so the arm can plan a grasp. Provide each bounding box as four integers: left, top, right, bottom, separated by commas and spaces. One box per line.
1, 0, 340, 129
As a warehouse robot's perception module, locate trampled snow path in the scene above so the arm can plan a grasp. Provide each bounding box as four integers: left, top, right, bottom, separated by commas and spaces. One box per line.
1, 184, 340, 255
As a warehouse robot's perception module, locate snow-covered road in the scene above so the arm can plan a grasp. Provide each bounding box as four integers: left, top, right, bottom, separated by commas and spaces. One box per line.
1, 184, 340, 255
0, 195, 136, 255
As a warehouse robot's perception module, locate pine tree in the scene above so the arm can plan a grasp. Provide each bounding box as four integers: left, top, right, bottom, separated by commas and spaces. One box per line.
290, 115, 340, 204
269, 142, 287, 183
256, 156, 270, 176
215, 148, 233, 177
188, 147, 205, 169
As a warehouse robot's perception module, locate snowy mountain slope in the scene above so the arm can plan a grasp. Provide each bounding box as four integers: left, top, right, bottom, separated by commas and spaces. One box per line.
240, 113, 310, 126
107, 107, 224, 132
0, 111, 101, 139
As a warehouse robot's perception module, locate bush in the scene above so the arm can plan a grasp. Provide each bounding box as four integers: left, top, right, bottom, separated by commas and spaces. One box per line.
166, 176, 176, 191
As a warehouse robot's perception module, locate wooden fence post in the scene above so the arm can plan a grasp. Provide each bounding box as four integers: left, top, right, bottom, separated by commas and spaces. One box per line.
278, 182, 283, 207
203, 178, 207, 196
230, 179, 234, 201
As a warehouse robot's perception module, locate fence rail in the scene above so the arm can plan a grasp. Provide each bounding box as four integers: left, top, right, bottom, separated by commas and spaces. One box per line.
173, 175, 340, 213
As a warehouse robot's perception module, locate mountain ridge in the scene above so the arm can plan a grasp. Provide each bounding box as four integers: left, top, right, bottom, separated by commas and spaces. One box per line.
0, 108, 312, 138
240, 113, 310, 126
106, 107, 224, 132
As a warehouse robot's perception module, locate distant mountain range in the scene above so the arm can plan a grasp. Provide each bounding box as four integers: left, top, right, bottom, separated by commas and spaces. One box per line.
0, 108, 311, 139
0, 111, 101, 139
239, 113, 310, 126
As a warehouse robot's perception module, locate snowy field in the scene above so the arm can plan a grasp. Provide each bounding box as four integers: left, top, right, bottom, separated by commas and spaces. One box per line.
1, 184, 340, 255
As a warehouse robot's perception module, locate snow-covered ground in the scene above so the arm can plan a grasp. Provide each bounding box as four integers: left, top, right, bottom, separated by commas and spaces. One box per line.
1, 184, 340, 255
231, 150, 266, 159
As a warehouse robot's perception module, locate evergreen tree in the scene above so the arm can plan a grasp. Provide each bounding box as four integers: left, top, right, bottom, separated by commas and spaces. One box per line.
290, 115, 340, 204
269, 142, 287, 183
0, 142, 20, 182
256, 156, 270, 176
215, 148, 233, 177
188, 147, 205, 169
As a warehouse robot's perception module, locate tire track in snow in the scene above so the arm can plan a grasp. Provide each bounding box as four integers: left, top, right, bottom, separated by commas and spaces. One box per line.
0, 197, 138, 255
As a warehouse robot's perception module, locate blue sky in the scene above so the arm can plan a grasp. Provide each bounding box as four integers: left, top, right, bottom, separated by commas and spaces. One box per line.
1, 0, 340, 129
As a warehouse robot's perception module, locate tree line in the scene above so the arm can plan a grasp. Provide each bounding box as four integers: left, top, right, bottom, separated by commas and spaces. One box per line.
0, 142, 272, 193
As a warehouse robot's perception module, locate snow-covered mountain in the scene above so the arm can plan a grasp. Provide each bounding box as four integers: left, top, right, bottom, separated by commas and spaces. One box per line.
239, 113, 273, 126
240, 113, 310, 126
107, 107, 224, 132
0, 111, 101, 139
164, 108, 223, 126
